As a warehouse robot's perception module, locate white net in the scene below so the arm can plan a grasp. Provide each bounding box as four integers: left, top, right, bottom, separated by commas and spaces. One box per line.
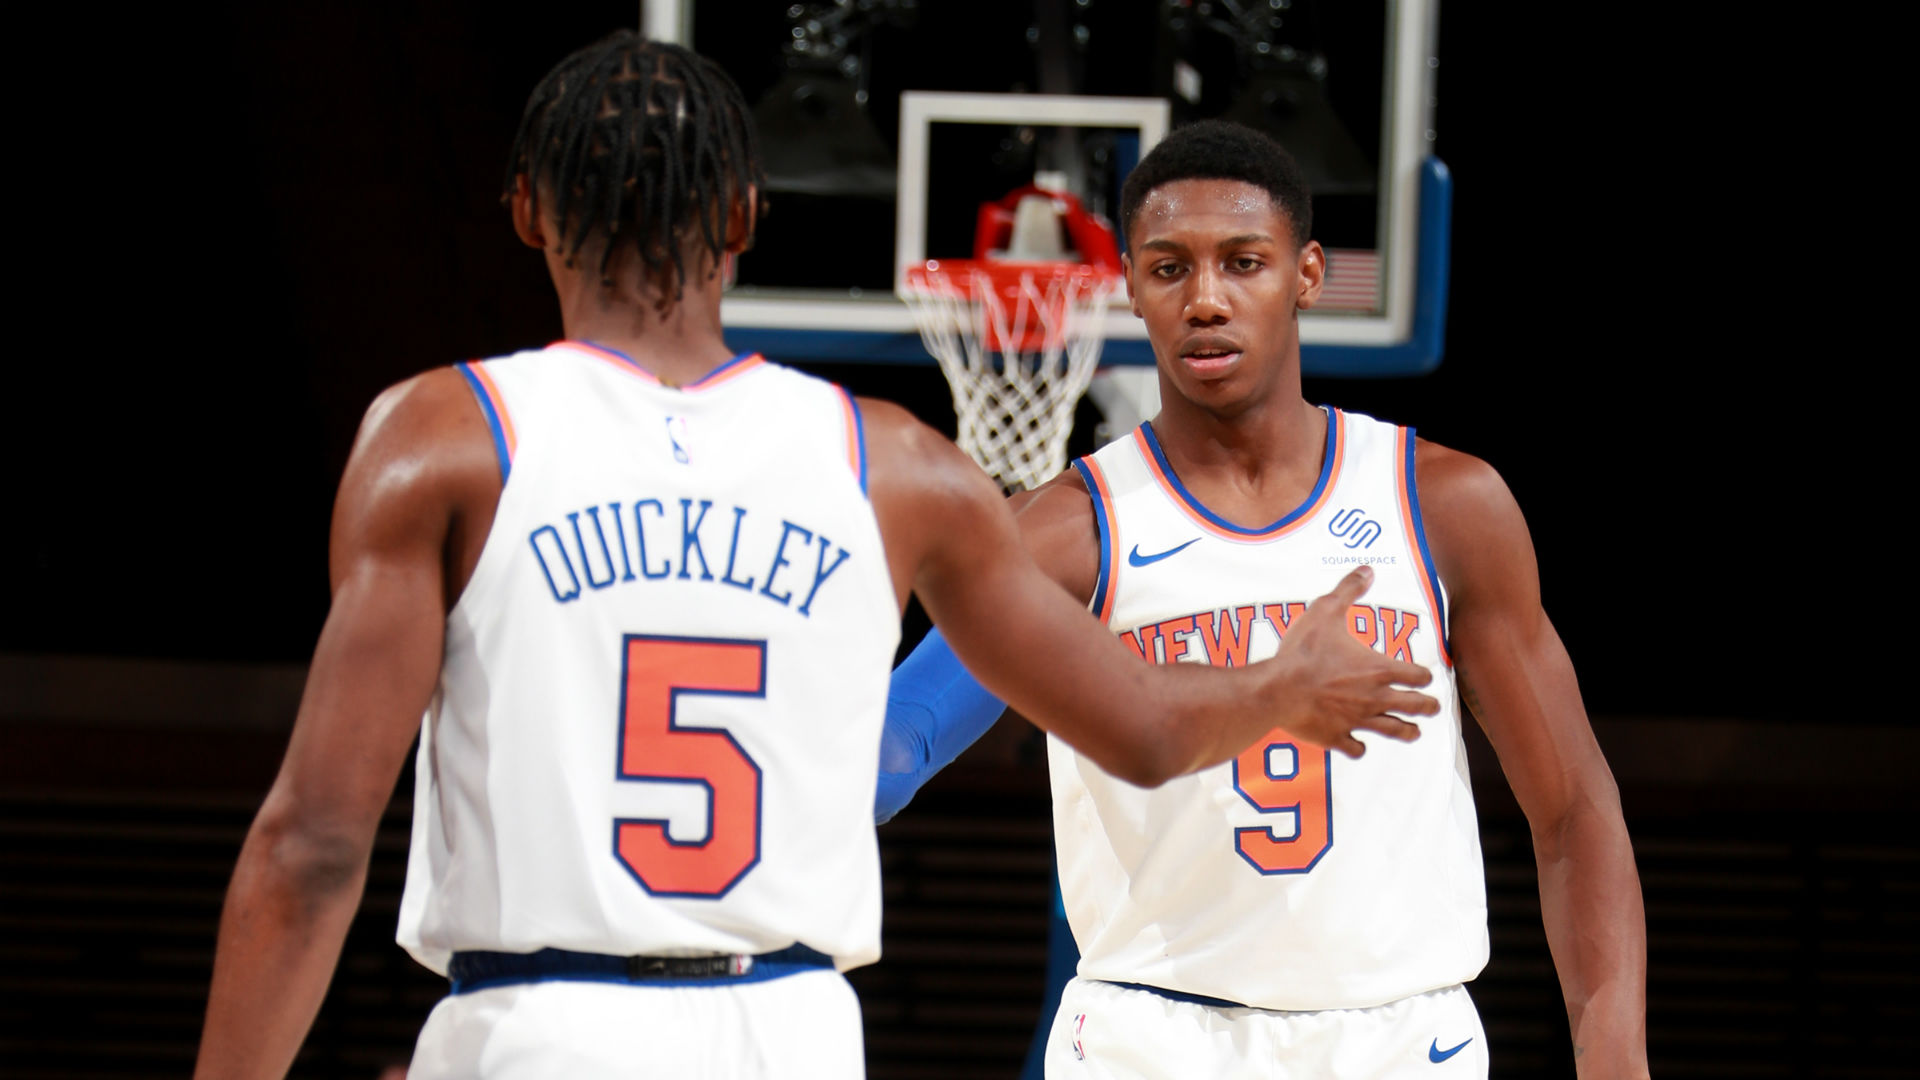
902, 262, 1121, 492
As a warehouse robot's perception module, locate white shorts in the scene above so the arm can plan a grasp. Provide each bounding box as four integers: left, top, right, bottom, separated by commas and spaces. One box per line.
407, 969, 864, 1080
1043, 978, 1488, 1079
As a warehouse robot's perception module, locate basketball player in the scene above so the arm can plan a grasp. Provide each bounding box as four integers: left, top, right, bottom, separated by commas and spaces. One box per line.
192, 38, 1439, 1080
876, 120, 1647, 1077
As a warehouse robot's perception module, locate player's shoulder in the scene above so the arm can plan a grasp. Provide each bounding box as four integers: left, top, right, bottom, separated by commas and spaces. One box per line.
853, 399, 1098, 597
1009, 466, 1092, 527
848, 395, 954, 467
1410, 435, 1531, 596
361, 366, 495, 451
326, 365, 503, 588
855, 397, 1002, 534
343, 366, 502, 511
1411, 436, 1520, 523
1007, 468, 1099, 602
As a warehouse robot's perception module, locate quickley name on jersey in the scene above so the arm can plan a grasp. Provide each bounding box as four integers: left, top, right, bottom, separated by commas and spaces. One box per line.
397, 343, 899, 978
527, 497, 854, 617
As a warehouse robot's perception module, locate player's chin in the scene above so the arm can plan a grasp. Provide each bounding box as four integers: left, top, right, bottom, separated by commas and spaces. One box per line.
1166, 365, 1258, 412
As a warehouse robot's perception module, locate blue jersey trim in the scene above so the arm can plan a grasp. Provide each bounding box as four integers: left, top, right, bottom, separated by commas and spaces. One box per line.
454, 362, 511, 483
1137, 407, 1336, 536
1071, 458, 1113, 618
839, 386, 869, 497
579, 341, 759, 389
1402, 427, 1449, 653
582, 339, 641, 367
1104, 981, 1250, 1011
685, 350, 760, 389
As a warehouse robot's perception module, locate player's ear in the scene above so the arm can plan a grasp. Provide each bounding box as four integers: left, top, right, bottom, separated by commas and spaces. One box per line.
724, 183, 761, 255
510, 174, 548, 251
1121, 252, 1141, 317
1294, 239, 1326, 312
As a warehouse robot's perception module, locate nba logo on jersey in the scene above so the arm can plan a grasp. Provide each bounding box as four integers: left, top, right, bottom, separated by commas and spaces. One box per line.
1071, 1012, 1087, 1060
400, 342, 900, 982
665, 415, 692, 464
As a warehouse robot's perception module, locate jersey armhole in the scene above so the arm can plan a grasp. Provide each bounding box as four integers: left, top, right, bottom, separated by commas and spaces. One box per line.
455, 361, 516, 483
836, 386, 869, 498
1071, 457, 1119, 623
1395, 427, 1451, 667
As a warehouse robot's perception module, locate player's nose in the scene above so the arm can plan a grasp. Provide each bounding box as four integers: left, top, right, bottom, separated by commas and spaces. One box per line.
1183, 265, 1231, 325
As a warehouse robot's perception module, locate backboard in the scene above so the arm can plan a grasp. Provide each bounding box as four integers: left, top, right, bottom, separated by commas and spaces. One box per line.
646, 0, 1447, 378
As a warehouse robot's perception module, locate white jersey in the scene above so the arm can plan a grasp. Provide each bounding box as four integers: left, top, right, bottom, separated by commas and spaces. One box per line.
1049, 407, 1488, 1011
397, 341, 899, 976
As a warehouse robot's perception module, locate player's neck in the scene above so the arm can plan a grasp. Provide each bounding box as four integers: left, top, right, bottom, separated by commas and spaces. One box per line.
551, 258, 738, 386
1152, 376, 1325, 484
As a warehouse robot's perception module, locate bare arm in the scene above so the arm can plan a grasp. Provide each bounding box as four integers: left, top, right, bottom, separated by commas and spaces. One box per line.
1420, 440, 1647, 1077
864, 400, 1437, 785
194, 370, 498, 1080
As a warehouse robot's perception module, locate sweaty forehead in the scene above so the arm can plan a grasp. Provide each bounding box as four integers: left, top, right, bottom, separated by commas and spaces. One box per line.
1131, 179, 1292, 247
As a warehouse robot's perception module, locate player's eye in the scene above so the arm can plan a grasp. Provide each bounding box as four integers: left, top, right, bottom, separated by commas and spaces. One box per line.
1151, 262, 1183, 279
1230, 256, 1263, 272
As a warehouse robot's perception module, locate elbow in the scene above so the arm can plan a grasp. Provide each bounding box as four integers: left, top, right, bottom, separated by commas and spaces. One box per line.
1104, 735, 1184, 790
244, 799, 373, 899
1124, 763, 1178, 789
1531, 769, 1628, 858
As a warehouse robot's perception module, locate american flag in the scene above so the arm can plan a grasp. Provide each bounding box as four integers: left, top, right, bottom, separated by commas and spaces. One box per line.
1319, 248, 1381, 312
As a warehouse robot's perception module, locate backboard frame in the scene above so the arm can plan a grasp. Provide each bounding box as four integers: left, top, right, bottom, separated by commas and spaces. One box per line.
646, 0, 1447, 377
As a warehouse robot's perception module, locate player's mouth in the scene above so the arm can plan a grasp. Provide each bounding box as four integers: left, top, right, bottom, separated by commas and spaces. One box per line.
1179, 339, 1244, 379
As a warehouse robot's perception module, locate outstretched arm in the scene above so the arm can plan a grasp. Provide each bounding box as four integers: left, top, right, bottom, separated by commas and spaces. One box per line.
872, 482, 1079, 822
874, 626, 1009, 822
1420, 441, 1646, 1077
863, 399, 1438, 786
195, 371, 496, 1080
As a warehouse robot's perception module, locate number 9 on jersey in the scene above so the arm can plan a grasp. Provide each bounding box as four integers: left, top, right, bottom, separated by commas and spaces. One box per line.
1232, 731, 1334, 874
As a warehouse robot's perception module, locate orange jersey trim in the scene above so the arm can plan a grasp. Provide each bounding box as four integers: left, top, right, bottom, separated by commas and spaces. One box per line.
551, 340, 766, 392
1394, 426, 1451, 668
1076, 456, 1121, 624
465, 362, 517, 459
837, 387, 868, 496
1131, 410, 1345, 543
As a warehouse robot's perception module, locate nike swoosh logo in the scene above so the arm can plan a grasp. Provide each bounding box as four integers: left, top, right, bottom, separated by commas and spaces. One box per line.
1127, 538, 1201, 567
1429, 1037, 1472, 1063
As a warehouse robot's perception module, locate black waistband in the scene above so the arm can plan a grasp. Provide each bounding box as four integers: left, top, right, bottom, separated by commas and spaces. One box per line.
448, 944, 835, 994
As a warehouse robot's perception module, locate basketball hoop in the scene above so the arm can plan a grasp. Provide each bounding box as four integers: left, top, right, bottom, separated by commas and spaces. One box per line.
901, 185, 1124, 492
902, 260, 1120, 493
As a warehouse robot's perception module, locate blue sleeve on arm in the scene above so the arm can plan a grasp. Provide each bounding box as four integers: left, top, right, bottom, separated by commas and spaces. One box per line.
874, 627, 1008, 823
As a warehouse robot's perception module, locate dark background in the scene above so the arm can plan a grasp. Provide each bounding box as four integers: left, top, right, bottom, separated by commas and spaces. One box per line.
2, 2, 1904, 1078
2, 0, 1840, 714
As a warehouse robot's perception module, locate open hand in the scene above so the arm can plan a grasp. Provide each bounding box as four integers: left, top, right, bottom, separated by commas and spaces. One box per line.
1263, 566, 1439, 757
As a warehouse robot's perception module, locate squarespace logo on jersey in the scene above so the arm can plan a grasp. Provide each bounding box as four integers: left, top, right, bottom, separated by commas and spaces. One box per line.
1322, 506, 1397, 567
526, 498, 854, 616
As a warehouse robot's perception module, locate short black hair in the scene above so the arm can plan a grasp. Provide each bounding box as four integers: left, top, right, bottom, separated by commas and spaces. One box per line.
1119, 120, 1313, 247
505, 31, 767, 299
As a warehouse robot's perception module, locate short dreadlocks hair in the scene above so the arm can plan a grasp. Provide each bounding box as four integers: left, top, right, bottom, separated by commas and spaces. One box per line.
505, 31, 767, 299
1119, 120, 1313, 248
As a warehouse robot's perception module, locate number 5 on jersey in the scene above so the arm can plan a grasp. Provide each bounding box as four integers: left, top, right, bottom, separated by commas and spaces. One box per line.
613, 635, 766, 898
